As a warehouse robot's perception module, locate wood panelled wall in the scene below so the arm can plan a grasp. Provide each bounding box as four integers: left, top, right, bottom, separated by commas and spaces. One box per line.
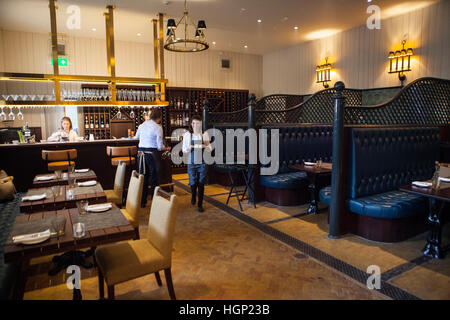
263, 0, 450, 95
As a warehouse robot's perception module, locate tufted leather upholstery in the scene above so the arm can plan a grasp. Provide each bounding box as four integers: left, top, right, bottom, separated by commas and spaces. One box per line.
261, 125, 333, 173
260, 171, 308, 189
348, 190, 427, 219
319, 186, 331, 205
259, 125, 333, 189
348, 127, 440, 199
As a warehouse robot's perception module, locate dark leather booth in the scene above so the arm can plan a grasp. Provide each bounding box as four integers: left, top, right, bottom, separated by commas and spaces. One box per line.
320, 127, 440, 242
259, 124, 333, 205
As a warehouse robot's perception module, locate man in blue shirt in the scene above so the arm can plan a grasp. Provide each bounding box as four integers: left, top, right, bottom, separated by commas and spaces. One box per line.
135, 108, 170, 207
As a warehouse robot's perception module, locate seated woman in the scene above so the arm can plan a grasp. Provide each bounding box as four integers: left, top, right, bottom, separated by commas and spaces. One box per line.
47, 116, 79, 142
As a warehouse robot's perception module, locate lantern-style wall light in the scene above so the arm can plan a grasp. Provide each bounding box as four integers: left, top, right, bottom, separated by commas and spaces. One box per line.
316, 57, 332, 88
388, 40, 413, 84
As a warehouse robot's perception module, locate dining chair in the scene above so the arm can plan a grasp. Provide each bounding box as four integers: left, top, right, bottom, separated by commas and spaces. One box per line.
95, 187, 178, 300
121, 170, 144, 239
104, 161, 126, 207
106, 146, 137, 167
42, 149, 77, 172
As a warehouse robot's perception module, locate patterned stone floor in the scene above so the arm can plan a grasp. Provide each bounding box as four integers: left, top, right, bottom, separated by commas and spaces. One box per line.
21, 174, 449, 300
23, 182, 385, 300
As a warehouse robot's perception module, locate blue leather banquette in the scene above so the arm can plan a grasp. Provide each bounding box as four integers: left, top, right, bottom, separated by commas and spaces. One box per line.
320, 127, 440, 220
259, 125, 333, 205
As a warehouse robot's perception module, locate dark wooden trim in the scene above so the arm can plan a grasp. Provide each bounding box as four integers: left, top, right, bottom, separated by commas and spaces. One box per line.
164, 268, 176, 300
263, 186, 310, 206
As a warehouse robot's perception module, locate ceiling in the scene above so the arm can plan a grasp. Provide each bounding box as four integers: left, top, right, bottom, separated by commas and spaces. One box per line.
0, 0, 438, 55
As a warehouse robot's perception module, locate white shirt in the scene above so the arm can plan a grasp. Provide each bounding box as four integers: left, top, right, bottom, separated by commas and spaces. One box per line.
48, 129, 78, 142
135, 120, 164, 150
182, 131, 211, 154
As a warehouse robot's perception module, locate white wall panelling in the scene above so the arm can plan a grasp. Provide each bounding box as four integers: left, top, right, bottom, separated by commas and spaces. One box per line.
262, 0, 450, 96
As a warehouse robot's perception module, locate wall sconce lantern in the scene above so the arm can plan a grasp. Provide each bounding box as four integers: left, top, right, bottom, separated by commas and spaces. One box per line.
389, 40, 413, 84
316, 57, 332, 88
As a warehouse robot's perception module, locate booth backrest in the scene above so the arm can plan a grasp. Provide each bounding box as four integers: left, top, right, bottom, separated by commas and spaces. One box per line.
211, 124, 249, 161
261, 125, 333, 173
348, 127, 440, 199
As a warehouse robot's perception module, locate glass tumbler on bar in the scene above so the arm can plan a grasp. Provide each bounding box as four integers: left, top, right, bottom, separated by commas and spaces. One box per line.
73, 223, 85, 238
77, 200, 89, 216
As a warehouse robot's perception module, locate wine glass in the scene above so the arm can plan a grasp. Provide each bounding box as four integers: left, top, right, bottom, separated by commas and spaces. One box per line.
1, 95, 10, 101
17, 107, 24, 121
8, 107, 15, 121
0, 107, 6, 121
117, 106, 122, 119
130, 108, 135, 118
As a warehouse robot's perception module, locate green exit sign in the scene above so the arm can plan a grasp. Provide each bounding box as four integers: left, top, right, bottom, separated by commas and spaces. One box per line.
50, 57, 68, 66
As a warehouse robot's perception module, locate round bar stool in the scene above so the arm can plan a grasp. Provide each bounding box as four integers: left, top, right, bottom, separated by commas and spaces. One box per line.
42, 149, 77, 172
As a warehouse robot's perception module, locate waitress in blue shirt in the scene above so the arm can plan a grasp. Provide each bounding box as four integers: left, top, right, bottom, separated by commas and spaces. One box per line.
135, 108, 170, 208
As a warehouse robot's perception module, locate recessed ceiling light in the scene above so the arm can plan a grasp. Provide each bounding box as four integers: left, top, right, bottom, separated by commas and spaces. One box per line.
91, 28, 96, 31
367, 0, 372, 3
137, 33, 142, 36
212, 41, 216, 45
257, 19, 262, 23
294, 26, 299, 30
244, 45, 248, 48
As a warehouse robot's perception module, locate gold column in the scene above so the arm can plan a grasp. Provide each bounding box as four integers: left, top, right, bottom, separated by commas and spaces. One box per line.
49, 0, 61, 103
152, 19, 160, 99
105, 5, 117, 103
158, 13, 165, 102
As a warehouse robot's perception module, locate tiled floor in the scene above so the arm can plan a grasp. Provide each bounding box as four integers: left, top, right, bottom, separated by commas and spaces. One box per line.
22, 174, 449, 300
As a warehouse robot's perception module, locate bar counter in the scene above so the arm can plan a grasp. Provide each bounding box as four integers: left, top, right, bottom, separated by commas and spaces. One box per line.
0, 139, 139, 192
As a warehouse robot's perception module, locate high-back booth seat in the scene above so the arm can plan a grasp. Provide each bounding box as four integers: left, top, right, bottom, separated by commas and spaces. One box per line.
320, 127, 440, 242
259, 125, 333, 205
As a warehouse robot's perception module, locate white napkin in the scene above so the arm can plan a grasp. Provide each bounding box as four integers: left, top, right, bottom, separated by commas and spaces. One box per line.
12, 229, 51, 244
412, 181, 432, 188
86, 203, 112, 212
304, 162, 315, 166
439, 177, 450, 183
35, 175, 56, 181
75, 169, 89, 173
78, 180, 97, 187
22, 194, 47, 201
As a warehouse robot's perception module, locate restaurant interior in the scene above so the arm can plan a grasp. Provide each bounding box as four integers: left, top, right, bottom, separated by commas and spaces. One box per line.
0, 0, 449, 302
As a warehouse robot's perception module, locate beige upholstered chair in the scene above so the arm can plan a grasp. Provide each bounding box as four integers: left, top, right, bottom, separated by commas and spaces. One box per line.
104, 161, 126, 206
121, 170, 144, 239
95, 187, 178, 300
42, 149, 77, 171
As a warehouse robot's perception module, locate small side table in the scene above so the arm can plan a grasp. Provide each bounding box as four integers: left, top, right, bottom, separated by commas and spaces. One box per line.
289, 163, 332, 214
399, 183, 450, 259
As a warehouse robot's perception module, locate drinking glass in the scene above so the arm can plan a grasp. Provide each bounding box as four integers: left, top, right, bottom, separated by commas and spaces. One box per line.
76, 200, 89, 216
316, 159, 323, 168
1, 94, 10, 101
51, 216, 67, 237
51, 185, 60, 200
8, 107, 15, 121
0, 107, 6, 121
130, 109, 135, 118
17, 107, 24, 121
73, 222, 85, 238
54, 170, 62, 179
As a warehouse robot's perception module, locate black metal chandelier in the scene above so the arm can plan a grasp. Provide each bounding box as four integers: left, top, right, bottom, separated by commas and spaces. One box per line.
164, 0, 209, 53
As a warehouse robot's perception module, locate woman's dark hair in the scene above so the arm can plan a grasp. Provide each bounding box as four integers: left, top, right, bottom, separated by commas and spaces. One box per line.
189, 115, 202, 133
61, 116, 73, 130
150, 108, 162, 120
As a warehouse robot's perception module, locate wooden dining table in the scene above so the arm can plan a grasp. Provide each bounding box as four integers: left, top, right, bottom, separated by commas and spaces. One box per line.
32, 170, 97, 188
4, 204, 135, 300
20, 183, 106, 213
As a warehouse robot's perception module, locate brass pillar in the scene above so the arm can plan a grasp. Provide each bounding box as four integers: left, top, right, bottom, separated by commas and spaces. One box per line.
48, 0, 60, 103
152, 19, 160, 98
105, 5, 117, 103
158, 13, 165, 102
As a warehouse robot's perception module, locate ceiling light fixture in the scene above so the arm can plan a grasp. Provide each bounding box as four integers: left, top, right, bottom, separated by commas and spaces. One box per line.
294, 26, 299, 30
137, 33, 142, 36
244, 45, 248, 48
164, 0, 208, 53
212, 41, 216, 45
91, 28, 96, 32
257, 19, 262, 23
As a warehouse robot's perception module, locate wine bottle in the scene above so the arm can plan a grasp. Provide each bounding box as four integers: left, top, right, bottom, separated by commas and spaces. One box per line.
94, 115, 99, 128
84, 115, 89, 129
90, 115, 94, 129
100, 115, 105, 128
